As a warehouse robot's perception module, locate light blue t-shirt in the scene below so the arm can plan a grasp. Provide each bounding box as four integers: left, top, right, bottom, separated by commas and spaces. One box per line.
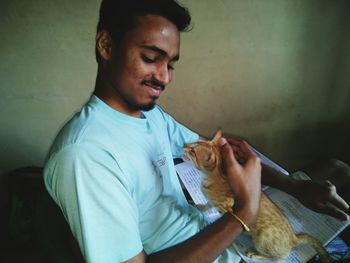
44, 95, 240, 263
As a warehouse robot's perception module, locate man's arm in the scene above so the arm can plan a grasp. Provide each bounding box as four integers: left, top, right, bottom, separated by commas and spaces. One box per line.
125, 139, 262, 263
146, 212, 251, 263
124, 212, 248, 263
226, 137, 350, 221
263, 163, 349, 221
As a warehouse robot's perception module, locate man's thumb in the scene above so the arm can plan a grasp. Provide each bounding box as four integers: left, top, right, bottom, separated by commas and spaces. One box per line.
219, 138, 238, 169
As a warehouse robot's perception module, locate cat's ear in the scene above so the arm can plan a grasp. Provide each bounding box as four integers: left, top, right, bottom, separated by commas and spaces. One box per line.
211, 130, 222, 145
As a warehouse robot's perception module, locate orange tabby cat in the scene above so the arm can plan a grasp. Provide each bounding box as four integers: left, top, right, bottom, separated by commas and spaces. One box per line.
184, 130, 330, 262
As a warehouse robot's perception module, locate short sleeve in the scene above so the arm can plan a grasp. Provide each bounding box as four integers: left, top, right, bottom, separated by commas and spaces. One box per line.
44, 143, 143, 263
156, 107, 199, 158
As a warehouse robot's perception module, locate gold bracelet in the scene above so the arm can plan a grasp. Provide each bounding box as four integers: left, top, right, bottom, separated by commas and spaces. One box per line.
229, 211, 250, 232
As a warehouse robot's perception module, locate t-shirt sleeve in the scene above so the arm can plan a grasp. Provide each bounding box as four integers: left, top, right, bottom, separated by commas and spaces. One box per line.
44, 143, 143, 263
156, 107, 199, 158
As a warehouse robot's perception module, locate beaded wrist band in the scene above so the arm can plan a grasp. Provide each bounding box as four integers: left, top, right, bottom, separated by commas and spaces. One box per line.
229, 211, 251, 232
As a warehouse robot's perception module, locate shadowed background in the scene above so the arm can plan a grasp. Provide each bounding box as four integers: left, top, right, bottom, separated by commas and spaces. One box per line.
1, 0, 349, 174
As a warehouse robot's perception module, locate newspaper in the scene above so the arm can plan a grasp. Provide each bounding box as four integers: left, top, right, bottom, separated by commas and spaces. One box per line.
175, 158, 349, 263
176, 161, 221, 223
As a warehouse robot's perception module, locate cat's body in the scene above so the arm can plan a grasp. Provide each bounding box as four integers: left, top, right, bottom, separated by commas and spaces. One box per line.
184, 131, 330, 262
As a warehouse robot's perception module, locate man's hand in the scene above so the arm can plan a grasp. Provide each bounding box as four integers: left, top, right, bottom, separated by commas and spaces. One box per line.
292, 179, 349, 221
226, 137, 350, 221
219, 137, 262, 226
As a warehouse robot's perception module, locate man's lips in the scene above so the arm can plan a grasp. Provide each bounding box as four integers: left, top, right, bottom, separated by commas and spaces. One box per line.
142, 81, 165, 91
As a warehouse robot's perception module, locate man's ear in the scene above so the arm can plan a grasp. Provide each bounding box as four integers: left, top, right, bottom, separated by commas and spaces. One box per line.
96, 30, 113, 61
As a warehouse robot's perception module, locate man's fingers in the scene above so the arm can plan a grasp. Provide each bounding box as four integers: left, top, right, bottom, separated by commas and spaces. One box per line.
316, 181, 349, 221
225, 138, 260, 167
327, 192, 350, 213
219, 138, 239, 171
318, 203, 350, 221
226, 138, 255, 158
322, 180, 350, 211
239, 141, 255, 157
226, 139, 246, 164
226, 137, 241, 146
237, 141, 260, 166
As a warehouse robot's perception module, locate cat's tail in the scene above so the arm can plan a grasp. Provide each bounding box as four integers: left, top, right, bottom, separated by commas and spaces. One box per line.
295, 233, 331, 263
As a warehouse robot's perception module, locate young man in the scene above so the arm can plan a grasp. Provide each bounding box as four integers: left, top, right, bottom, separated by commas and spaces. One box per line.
43, 1, 349, 262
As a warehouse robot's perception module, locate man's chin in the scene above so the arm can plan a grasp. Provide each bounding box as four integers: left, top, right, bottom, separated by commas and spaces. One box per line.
140, 102, 156, 112
130, 97, 158, 112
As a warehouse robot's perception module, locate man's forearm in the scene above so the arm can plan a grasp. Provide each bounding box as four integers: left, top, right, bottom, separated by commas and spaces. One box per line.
147, 212, 246, 263
261, 163, 298, 195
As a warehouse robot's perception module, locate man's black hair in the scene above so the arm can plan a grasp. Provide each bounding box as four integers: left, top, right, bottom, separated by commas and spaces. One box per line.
96, 0, 191, 61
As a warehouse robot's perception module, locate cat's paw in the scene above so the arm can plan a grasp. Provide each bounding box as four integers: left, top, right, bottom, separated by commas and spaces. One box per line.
246, 249, 272, 260
246, 249, 256, 258
196, 203, 212, 212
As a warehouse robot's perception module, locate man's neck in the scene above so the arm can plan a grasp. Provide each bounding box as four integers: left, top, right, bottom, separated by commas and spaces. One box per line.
94, 71, 142, 118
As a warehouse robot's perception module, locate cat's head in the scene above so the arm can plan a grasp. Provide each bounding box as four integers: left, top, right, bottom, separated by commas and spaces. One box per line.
184, 130, 222, 172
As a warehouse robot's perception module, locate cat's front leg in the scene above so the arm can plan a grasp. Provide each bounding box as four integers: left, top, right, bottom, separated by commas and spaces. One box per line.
196, 202, 213, 212
246, 249, 275, 261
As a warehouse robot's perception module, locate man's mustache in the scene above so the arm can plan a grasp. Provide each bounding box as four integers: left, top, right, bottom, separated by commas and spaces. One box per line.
142, 80, 165, 91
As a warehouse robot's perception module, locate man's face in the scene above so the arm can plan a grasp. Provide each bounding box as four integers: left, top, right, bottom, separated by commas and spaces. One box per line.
106, 15, 180, 116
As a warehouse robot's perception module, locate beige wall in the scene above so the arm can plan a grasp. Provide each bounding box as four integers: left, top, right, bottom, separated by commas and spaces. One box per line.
1, 0, 349, 173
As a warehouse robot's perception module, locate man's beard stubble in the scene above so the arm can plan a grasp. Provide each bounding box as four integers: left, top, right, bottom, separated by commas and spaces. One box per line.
127, 95, 158, 112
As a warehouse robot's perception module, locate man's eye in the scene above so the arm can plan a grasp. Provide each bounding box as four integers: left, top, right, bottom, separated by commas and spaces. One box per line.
141, 54, 156, 63
168, 64, 175, 70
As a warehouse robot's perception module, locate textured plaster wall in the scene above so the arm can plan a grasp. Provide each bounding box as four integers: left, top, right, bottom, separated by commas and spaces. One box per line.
1, 0, 349, 173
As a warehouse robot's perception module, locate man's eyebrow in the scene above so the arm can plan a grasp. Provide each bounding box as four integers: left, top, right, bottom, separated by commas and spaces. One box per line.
140, 45, 180, 61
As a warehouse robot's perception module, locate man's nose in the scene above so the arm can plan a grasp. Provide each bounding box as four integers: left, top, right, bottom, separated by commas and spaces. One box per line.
154, 64, 171, 85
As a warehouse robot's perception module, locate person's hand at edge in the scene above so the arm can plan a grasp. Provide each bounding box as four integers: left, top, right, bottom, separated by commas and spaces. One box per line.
219, 137, 262, 226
